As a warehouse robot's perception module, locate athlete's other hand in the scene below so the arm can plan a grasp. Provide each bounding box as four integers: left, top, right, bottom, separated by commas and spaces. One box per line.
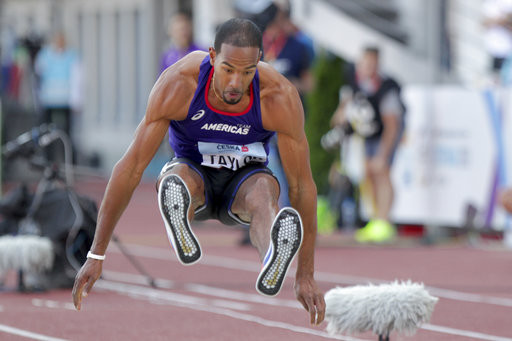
294, 276, 325, 325
72, 259, 103, 311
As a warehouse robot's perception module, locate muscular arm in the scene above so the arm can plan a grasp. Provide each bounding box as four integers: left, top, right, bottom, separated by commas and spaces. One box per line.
260, 66, 325, 324
278, 111, 318, 280
89, 58, 199, 253
89, 117, 168, 254
72, 52, 203, 310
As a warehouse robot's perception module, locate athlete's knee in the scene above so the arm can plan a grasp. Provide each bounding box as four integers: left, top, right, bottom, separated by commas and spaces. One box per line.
157, 163, 204, 199
244, 175, 279, 212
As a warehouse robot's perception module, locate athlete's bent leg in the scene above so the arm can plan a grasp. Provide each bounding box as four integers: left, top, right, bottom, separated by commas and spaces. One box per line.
231, 174, 303, 296
231, 174, 280, 258
157, 163, 206, 265
157, 163, 206, 220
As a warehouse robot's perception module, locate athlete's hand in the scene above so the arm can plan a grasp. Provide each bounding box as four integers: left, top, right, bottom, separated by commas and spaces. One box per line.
294, 276, 325, 325
72, 258, 103, 311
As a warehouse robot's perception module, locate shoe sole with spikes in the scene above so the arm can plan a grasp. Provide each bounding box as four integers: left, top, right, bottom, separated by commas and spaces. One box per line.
158, 174, 201, 265
256, 207, 303, 296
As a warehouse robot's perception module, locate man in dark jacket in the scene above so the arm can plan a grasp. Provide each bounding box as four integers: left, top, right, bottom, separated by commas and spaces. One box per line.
330, 46, 405, 243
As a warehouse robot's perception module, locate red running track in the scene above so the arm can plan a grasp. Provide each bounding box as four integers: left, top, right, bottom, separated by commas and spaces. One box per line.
1, 180, 512, 341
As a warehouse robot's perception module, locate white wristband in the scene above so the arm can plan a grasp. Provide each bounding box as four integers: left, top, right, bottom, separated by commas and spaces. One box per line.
87, 251, 106, 260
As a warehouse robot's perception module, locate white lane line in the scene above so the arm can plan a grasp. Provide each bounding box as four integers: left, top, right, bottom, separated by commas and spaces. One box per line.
187, 283, 512, 341
96, 280, 366, 341
102, 270, 174, 289
211, 299, 253, 311
96, 280, 251, 311
314, 272, 512, 308
110, 243, 512, 308
426, 287, 512, 307
422, 324, 512, 341
0, 324, 69, 341
186, 283, 302, 309
31, 299, 75, 311
101, 270, 512, 341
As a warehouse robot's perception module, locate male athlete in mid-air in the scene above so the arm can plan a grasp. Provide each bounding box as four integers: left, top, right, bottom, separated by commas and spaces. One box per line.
72, 18, 325, 325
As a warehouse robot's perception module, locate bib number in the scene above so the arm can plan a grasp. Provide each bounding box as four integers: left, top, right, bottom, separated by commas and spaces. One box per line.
198, 142, 267, 170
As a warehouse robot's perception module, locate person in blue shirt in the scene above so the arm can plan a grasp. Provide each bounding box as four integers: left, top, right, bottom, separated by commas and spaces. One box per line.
261, 1, 314, 206
35, 31, 80, 160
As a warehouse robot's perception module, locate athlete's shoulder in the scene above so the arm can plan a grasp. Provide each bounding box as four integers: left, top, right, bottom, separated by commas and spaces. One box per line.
148, 51, 209, 122
257, 61, 305, 135
257, 61, 296, 99
160, 51, 208, 81
179, 50, 209, 69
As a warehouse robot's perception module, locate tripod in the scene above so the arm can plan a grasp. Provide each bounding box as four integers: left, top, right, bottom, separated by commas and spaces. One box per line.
1, 124, 156, 289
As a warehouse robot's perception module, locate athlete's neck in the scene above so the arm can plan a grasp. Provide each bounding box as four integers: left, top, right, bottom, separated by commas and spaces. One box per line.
208, 75, 251, 113
211, 74, 225, 103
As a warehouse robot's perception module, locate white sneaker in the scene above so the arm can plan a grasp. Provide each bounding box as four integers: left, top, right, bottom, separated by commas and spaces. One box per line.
256, 207, 303, 296
158, 174, 201, 265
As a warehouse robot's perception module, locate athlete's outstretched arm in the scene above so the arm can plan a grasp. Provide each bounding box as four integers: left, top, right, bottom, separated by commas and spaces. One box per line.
261, 74, 325, 325
72, 55, 199, 310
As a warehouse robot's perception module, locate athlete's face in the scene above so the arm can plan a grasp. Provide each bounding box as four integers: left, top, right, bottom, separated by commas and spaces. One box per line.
209, 44, 261, 105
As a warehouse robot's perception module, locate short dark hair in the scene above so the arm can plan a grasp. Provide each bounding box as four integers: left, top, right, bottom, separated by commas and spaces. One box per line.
214, 18, 262, 53
363, 46, 380, 57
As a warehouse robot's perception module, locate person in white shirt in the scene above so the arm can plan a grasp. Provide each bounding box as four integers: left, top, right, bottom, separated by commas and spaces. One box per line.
482, 0, 512, 72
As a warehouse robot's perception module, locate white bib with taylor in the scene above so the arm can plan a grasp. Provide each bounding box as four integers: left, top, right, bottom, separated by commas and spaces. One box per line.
198, 141, 267, 170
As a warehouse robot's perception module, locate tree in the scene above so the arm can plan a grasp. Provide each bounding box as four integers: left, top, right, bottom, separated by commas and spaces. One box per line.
305, 51, 345, 194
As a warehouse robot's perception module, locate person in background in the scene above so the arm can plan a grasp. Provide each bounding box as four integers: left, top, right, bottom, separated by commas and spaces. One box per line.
499, 188, 512, 247
329, 46, 405, 243
160, 12, 203, 74
482, 0, 512, 76
500, 188, 512, 212
499, 49, 512, 85
262, 0, 314, 102
156, 12, 204, 173
262, 0, 314, 203
35, 31, 81, 162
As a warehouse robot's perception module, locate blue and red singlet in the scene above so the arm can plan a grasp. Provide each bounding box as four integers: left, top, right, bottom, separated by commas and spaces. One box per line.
168, 56, 274, 171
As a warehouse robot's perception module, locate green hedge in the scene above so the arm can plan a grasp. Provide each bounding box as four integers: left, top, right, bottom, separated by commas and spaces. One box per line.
305, 51, 345, 194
